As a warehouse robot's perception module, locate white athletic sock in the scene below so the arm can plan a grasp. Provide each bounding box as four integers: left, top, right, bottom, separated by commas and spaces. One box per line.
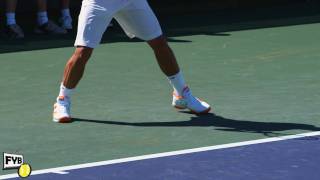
61, 8, 71, 18
168, 71, 187, 96
6, 13, 16, 25
58, 83, 74, 98
37, 11, 48, 26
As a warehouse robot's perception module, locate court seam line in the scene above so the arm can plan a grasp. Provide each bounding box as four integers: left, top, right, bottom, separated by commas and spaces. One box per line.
1, 131, 320, 179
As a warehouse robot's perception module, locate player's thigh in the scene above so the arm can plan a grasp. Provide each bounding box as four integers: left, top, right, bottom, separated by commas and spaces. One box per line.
75, 0, 113, 48
113, 0, 163, 41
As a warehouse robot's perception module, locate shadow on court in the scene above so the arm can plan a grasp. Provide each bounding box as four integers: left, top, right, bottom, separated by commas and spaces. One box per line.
72, 113, 320, 137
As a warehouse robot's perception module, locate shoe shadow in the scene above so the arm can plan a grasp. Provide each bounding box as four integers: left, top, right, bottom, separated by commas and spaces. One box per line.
72, 112, 320, 137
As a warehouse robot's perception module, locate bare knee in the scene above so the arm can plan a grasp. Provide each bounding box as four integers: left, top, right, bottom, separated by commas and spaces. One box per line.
147, 35, 170, 51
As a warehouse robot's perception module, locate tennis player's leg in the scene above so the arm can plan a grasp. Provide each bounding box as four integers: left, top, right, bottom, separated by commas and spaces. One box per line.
53, 0, 114, 123
35, 0, 67, 34
114, 0, 211, 114
5, 0, 25, 39
60, 0, 73, 30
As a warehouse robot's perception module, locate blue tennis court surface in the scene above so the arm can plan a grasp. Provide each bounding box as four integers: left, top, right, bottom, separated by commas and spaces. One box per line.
4, 133, 320, 180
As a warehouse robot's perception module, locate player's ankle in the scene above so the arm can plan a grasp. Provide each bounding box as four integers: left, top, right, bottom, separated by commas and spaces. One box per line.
58, 83, 74, 98
168, 71, 186, 96
61, 8, 71, 18
6, 12, 16, 25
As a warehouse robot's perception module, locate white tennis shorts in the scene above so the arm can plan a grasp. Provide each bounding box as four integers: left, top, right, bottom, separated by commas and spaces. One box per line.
74, 0, 163, 48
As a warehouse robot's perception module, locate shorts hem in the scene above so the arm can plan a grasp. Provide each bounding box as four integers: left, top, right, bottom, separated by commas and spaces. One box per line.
140, 30, 163, 41
74, 42, 97, 49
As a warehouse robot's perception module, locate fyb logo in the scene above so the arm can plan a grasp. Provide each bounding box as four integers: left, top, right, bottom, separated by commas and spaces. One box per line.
3, 153, 23, 169
3, 153, 32, 178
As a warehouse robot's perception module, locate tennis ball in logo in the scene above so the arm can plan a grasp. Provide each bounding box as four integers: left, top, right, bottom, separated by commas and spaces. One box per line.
18, 163, 32, 178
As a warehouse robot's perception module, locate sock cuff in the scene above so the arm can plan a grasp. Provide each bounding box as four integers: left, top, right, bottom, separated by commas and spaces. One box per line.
167, 71, 187, 96
37, 11, 48, 16
59, 83, 74, 97
61, 8, 70, 16
6, 12, 15, 17
168, 71, 182, 80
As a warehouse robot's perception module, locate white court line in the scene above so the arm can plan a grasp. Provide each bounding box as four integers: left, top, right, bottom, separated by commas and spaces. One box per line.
1, 131, 320, 179
51, 171, 69, 175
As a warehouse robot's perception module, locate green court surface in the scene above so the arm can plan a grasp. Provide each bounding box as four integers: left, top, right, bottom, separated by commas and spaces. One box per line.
1, 16, 320, 175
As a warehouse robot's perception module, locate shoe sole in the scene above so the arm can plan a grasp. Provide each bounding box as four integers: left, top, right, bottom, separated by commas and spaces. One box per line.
34, 28, 67, 35
174, 105, 187, 110
174, 104, 211, 114
53, 116, 72, 123
173, 97, 211, 114
190, 107, 211, 115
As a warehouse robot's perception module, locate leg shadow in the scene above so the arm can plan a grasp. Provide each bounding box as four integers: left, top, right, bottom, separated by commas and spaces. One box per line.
72, 113, 320, 137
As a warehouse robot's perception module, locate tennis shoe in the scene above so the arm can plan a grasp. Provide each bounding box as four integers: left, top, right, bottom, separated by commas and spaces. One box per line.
35, 20, 67, 34
172, 86, 211, 114
53, 96, 71, 123
5, 24, 24, 39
